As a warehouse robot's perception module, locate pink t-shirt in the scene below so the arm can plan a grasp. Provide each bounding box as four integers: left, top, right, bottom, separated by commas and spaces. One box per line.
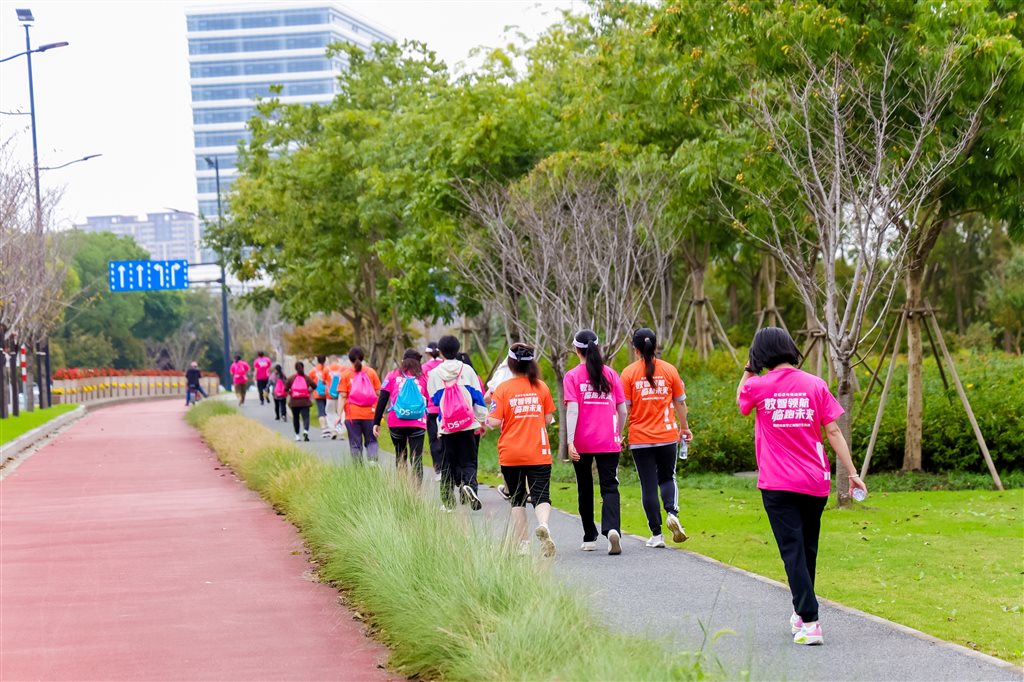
737, 367, 844, 497
421, 358, 442, 414
381, 370, 430, 428
229, 360, 250, 385
563, 364, 626, 454
253, 356, 272, 380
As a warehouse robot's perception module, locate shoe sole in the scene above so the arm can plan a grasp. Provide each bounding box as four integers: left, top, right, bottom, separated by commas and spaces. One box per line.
666, 516, 688, 543
463, 486, 482, 511
535, 526, 556, 558
794, 635, 823, 645
608, 530, 622, 555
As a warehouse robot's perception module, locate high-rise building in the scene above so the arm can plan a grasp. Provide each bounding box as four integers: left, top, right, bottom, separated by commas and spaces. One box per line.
75, 212, 201, 263
186, 3, 393, 260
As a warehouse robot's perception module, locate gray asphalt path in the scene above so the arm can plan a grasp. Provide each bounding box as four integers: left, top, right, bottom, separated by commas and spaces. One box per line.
237, 398, 1021, 681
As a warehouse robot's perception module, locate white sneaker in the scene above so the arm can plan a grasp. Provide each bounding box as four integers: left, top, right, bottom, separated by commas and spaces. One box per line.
666, 514, 689, 543
645, 534, 666, 548
790, 612, 804, 635
608, 529, 622, 555
497, 483, 511, 500
462, 485, 482, 511
434, 472, 442, 482
581, 541, 597, 551
535, 524, 556, 558
321, 430, 331, 438
517, 540, 530, 556
793, 621, 823, 645
294, 434, 301, 442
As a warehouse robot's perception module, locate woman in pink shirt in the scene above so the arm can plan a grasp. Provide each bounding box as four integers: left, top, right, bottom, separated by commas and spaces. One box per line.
563, 329, 627, 556
736, 327, 867, 646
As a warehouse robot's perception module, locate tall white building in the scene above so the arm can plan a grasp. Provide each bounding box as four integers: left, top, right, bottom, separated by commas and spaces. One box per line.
76, 212, 201, 263
186, 3, 393, 261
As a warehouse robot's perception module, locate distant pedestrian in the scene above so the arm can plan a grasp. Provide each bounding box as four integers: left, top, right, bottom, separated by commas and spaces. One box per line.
271, 364, 288, 421
310, 355, 334, 438
285, 361, 314, 441
621, 328, 692, 548
229, 354, 250, 406
427, 335, 487, 511
564, 329, 626, 555
737, 327, 867, 646
422, 341, 444, 480
337, 347, 381, 463
184, 361, 206, 406
253, 351, 273, 405
326, 356, 346, 438
373, 349, 431, 484
487, 343, 557, 557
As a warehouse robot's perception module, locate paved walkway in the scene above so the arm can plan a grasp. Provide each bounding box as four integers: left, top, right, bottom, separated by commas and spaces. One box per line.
0, 400, 393, 682
241, 398, 1022, 681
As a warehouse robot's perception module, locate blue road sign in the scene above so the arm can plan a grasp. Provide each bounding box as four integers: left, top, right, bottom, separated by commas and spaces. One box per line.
108, 259, 190, 292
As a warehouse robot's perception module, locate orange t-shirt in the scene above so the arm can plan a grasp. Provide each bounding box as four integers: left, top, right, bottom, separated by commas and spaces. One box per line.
339, 366, 381, 420
490, 376, 556, 466
620, 358, 686, 445
309, 364, 334, 399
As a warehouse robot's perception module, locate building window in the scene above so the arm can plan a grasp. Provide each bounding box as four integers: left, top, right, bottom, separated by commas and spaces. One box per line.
195, 154, 237, 171
189, 32, 331, 56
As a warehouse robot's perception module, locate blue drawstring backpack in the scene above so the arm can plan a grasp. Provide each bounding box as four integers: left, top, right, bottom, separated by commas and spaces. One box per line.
391, 375, 427, 420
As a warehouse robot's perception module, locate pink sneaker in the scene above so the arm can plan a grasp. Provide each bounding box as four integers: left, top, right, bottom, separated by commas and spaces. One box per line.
793, 621, 823, 645
790, 612, 804, 634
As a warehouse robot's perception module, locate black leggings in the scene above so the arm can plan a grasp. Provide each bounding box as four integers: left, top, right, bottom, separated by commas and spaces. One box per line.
438, 430, 478, 507
501, 464, 551, 507
291, 405, 310, 435
390, 426, 426, 483
762, 489, 828, 622
256, 379, 269, 402
427, 414, 442, 472
273, 397, 287, 420
572, 452, 620, 541
631, 443, 679, 535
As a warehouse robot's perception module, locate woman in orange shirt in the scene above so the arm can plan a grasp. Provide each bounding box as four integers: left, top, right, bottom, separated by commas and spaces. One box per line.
337, 347, 382, 464
621, 328, 693, 548
487, 343, 557, 557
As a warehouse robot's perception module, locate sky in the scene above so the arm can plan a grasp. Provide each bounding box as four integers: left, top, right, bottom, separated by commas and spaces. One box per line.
0, 0, 575, 226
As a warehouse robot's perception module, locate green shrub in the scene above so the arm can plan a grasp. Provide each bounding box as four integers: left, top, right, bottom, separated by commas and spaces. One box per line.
184, 399, 236, 429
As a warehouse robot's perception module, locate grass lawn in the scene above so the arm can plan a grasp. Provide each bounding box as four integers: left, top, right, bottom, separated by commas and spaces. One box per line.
0, 403, 78, 445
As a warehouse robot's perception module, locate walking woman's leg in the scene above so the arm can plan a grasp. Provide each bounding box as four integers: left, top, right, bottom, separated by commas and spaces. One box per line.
799, 494, 829, 593
390, 428, 410, 472
363, 420, 379, 462
408, 430, 426, 484
301, 406, 310, 433
438, 434, 455, 508
654, 443, 681, 516
595, 452, 621, 536
502, 465, 529, 544
427, 417, 442, 474
292, 406, 301, 435
529, 465, 553, 528
631, 449, 663, 535
762, 490, 819, 622
346, 419, 363, 461
571, 455, 598, 542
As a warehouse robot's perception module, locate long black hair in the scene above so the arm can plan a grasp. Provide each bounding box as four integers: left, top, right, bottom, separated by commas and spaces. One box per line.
748, 327, 803, 373
507, 343, 540, 386
273, 363, 284, 379
348, 346, 364, 372
632, 327, 658, 387
456, 352, 475, 372
573, 329, 610, 394
401, 348, 423, 376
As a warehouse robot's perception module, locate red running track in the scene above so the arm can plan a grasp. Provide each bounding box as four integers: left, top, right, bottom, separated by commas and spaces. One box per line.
1, 401, 394, 681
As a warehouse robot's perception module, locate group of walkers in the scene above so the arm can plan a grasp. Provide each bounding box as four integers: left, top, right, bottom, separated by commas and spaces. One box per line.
200, 324, 866, 646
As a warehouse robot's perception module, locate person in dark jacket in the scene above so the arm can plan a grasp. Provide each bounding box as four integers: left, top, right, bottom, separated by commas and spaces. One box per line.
185, 361, 206, 406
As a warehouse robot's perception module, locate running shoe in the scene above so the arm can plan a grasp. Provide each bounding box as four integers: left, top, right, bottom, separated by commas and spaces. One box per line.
434, 472, 442, 482
535, 524, 556, 558
608, 529, 622, 555
790, 612, 804, 634
321, 430, 331, 439
645, 534, 666, 548
581, 541, 597, 551
666, 514, 689, 543
294, 434, 301, 442
462, 485, 482, 511
302, 431, 310, 442
793, 621, 823, 645
497, 483, 511, 500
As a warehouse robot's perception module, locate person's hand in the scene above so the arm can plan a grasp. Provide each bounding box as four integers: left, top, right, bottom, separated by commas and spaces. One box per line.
372, 425, 380, 438
680, 427, 693, 443
849, 474, 868, 498
568, 442, 580, 462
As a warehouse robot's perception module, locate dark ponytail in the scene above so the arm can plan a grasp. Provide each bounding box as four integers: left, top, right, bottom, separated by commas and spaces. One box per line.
633, 327, 657, 387
507, 343, 540, 387
348, 346, 364, 372
573, 329, 610, 394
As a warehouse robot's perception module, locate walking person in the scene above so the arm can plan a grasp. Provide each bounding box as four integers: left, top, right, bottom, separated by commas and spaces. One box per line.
337, 347, 381, 463
285, 361, 314, 441
326, 356, 346, 439
422, 341, 444, 481
737, 327, 866, 646
271, 364, 288, 421
253, 351, 273, 405
229, 355, 250, 406
487, 343, 557, 557
310, 355, 333, 438
373, 349, 430, 484
621, 328, 692, 548
426, 335, 487, 511
184, 361, 207, 406
564, 330, 626, 555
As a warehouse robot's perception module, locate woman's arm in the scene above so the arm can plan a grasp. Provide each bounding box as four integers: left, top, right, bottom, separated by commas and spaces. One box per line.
565, 402, 580, 461
486, 416, 502, 430
674, 399, 692, 442
372, 389, 391, 436
824, 421, 868, 496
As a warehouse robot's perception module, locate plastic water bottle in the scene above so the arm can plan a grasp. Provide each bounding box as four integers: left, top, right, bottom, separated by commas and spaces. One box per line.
852, 488, 867, 502
678, 439, 689, 460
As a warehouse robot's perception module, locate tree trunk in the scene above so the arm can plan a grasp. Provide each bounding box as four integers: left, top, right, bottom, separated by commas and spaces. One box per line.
804, 307, 823, 377
833, 354, 855, 508
727, 280, 739, 327
902, 263, 925, 471
24, 348, 34, 412
690, 267, 712, 361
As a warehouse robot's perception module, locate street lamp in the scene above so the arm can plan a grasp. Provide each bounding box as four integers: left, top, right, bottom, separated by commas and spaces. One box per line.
204, 156, 232, 392
38, 153, 102, 171
3, 8, 69, 410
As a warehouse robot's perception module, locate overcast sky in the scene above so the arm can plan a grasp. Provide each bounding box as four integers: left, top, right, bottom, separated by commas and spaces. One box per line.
0, 0, 574, 226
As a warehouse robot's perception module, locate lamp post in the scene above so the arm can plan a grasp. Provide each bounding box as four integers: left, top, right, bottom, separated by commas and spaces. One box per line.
204, 156, 232, 391
6, 8, 69, 410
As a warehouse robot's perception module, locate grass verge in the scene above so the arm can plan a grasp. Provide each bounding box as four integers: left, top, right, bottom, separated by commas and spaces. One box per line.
185, 400, 705, 681
0, 403, 78, 445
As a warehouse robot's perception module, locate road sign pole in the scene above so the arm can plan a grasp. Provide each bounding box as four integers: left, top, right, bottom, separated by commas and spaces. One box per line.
212, 157, 231, 392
